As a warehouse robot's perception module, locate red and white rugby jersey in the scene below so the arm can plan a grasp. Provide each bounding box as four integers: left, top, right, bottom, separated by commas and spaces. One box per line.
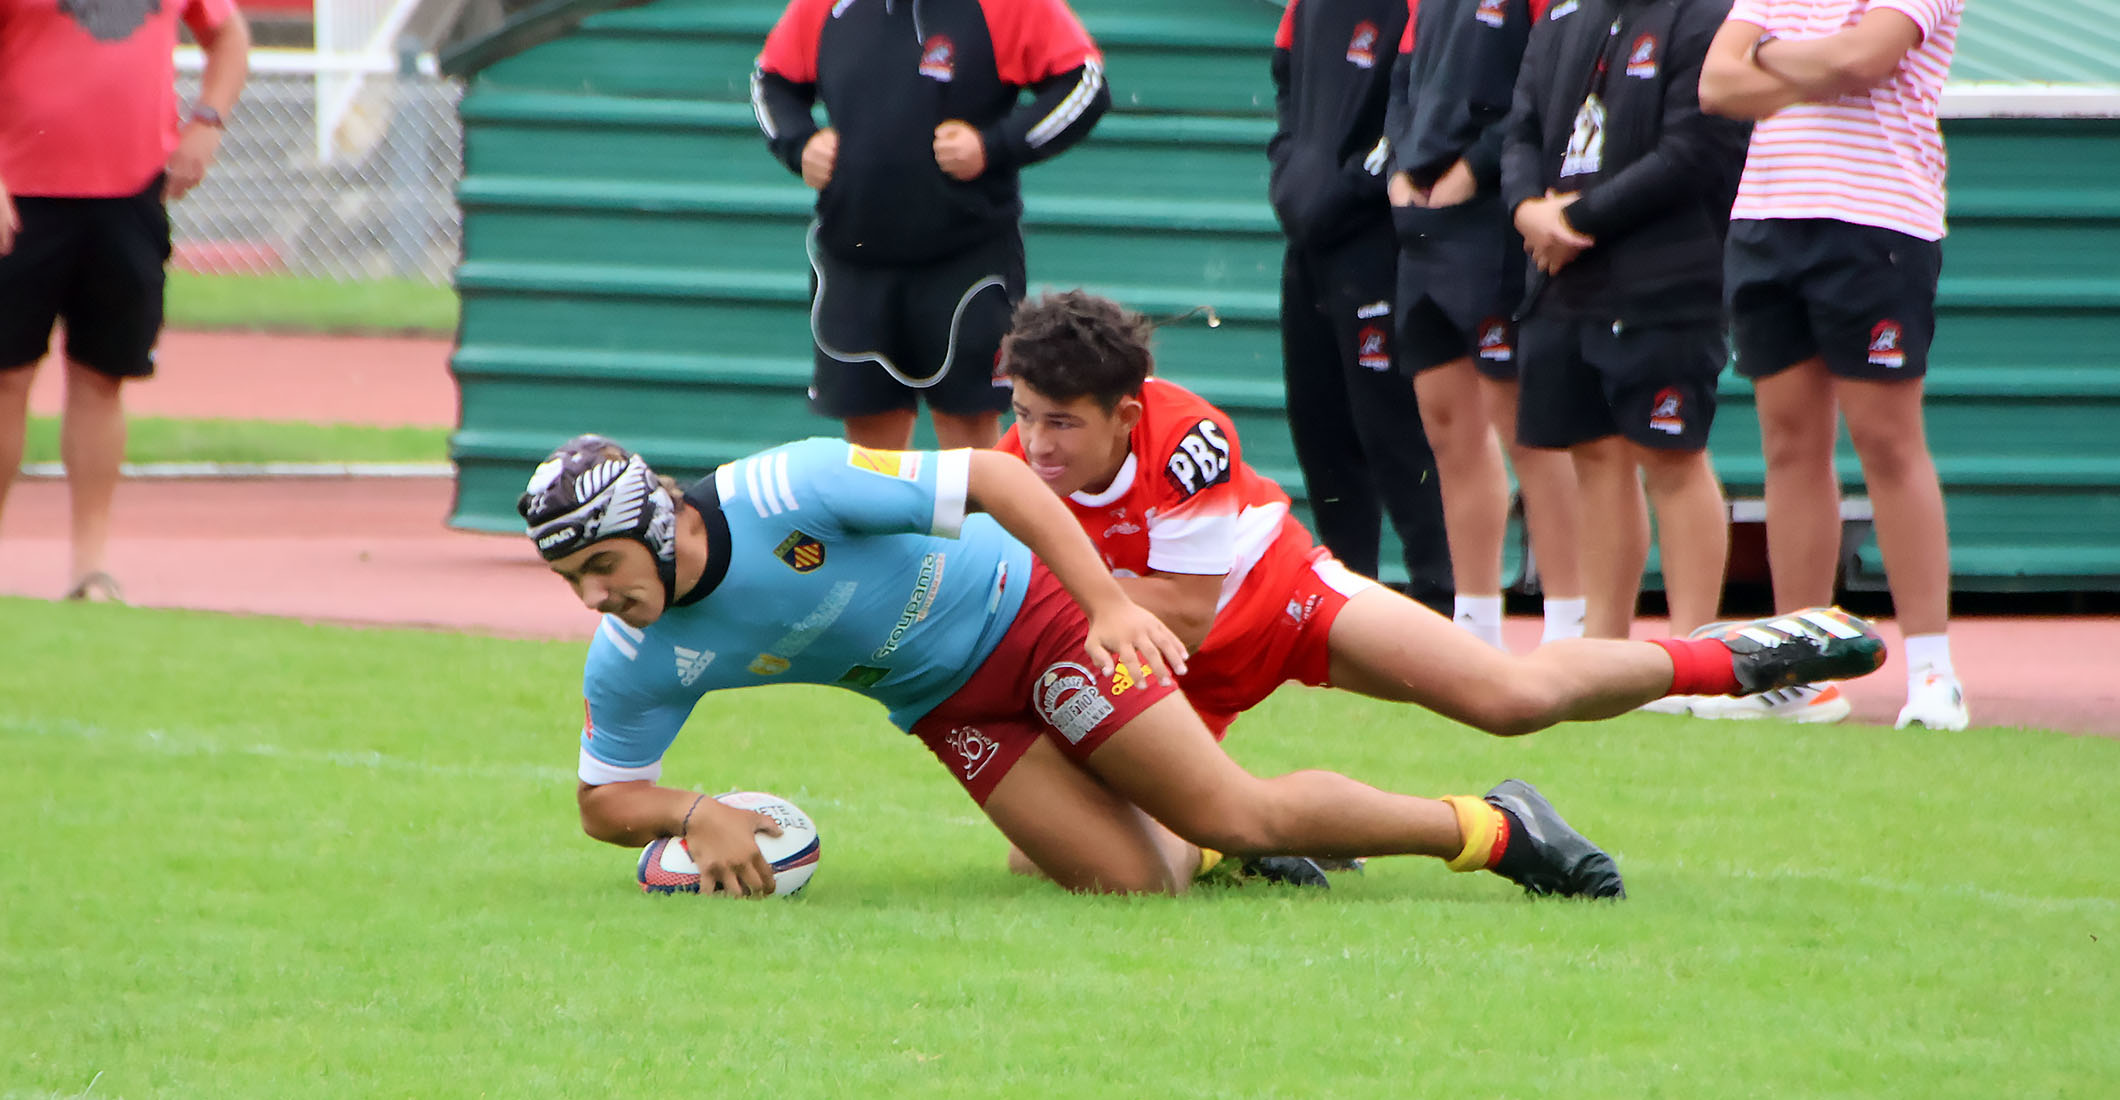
998, 378, 1315, 622
1727, 0, 1961, 241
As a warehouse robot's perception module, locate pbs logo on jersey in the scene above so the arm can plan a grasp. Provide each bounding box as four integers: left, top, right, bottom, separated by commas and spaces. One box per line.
636, 791, 821, 897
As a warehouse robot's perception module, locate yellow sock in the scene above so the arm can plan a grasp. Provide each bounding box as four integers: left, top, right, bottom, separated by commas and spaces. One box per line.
1195, 847, 1224, 878
1441, 795, 1505, 873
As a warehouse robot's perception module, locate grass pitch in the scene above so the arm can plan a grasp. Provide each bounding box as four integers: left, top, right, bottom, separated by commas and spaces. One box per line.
23, 417, 449, 466
4, 599, 2114, 1098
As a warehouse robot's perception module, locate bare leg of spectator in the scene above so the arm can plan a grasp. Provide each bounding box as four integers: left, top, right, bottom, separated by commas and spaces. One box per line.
1569, 436, 1651, 640
61, 360, 126, 598
1753, 359, 1843, 611
1635, 444, 1728, 635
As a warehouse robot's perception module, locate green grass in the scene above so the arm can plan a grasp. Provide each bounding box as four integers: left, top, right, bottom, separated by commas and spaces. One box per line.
4, 599, 2115, 1097
22, 416, 448, 465
167, 272, 458, 336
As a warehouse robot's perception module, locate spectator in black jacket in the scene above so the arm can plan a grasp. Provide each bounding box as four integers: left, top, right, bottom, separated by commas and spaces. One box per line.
1500, 0, 1751, 650
1384, 0, 1585, 651
1268, 0, 1452, 608
753, 0, 1110, 450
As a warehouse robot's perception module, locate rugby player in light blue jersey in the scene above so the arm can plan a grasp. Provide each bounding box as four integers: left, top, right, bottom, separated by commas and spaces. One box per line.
523, 434, 1691, 899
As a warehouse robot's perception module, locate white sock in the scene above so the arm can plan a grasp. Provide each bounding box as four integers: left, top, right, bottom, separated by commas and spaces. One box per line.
1903, 632, 1955, 683
1541, 597, 1587, 644
1454, 594, 1506, 650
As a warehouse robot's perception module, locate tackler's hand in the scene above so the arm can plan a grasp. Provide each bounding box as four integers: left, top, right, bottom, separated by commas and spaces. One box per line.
1083, 599, 1190, 687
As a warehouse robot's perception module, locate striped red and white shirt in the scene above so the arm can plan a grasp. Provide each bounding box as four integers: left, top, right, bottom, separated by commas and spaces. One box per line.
1727, 0, 1961, 241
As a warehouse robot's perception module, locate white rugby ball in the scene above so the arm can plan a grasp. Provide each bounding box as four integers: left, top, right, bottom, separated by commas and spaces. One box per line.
636, 791, 820, 898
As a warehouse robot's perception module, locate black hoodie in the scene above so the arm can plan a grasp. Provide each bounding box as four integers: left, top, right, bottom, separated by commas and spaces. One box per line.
1499, 0, 1751, 324
1267, 0, 1409, 251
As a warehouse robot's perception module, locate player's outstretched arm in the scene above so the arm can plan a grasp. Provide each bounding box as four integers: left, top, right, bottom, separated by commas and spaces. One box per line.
964, 450, 1189, 682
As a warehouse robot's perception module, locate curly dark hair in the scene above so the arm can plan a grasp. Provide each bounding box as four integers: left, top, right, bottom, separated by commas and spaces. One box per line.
997, 290, 1156, 411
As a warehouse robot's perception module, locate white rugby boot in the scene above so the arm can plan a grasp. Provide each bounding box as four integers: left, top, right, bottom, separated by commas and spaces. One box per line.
1895, 671, 1970, 731
1690, 683, 1853, 724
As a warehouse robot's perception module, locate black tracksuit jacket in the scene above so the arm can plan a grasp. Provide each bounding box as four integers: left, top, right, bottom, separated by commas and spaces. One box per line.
1267, 0, 1408, 252
1499, 0, 1751, 325
1384, 0, 1539, 207
753, 0, 1111, 266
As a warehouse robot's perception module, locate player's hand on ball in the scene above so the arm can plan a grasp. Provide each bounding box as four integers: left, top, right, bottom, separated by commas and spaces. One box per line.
1085, 600, 1189, 686
933, 120, 987, 181
801, 128, 839, 190
685, 800, 785, 898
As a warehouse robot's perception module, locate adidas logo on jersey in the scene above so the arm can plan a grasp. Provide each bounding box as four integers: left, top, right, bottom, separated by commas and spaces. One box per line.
674, 646, 716, 686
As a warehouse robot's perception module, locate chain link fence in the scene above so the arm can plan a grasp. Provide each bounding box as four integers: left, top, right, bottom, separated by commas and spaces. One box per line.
173, 59, 462, 285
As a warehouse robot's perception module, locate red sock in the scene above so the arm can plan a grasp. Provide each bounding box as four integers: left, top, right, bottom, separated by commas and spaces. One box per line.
1649, 637, 1740, 696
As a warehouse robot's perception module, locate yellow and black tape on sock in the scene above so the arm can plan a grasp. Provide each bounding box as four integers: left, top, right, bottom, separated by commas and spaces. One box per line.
1441, 795, 1512, 873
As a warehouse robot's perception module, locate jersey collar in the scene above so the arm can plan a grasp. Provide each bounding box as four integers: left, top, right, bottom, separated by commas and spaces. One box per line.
673, 471, 732, 608
1069, 452, 1138, 509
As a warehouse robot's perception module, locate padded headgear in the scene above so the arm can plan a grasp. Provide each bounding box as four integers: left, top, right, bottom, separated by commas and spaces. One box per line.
518, 435, 679, 601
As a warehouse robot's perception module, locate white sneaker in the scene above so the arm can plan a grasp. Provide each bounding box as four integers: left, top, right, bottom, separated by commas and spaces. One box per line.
1636, 695, 1699, 716
1895, 672, 1970, 731
1690, 683, 1852, 724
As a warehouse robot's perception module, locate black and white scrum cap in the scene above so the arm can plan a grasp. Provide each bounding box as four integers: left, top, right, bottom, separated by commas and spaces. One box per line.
517, 435, 677, 570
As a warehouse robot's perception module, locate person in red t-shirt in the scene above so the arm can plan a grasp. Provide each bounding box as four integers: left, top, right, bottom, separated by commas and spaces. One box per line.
995, 291, 1888, 747
0, 0, 250, 602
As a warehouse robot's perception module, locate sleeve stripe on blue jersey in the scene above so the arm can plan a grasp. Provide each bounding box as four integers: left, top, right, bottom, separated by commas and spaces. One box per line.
599, 617, 641, 659
773, 452, 800, 514
579, 746, 662, 785
742, 458, 768, 516
933, 448, 971, 537
741, 455, 802, 517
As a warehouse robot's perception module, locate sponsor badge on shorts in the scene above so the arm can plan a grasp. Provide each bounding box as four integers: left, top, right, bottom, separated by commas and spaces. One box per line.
946, 726, 1001, 780
1036, 662, 1117, 744
1868, 320, 1906, 368
1648, 387, 1685, 436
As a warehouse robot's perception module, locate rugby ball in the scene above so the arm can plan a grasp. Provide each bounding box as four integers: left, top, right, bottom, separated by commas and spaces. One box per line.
636, 791, 820, 897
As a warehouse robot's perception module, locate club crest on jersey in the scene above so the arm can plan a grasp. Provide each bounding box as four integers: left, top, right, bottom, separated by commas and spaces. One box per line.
919, 35, 955, 81
1477, 317, 1514, 361
1346, 21, 1379, 68
775, 530, 826, 572
1648, 388, 1684, 436
1869, 320, 1906, 368
1163, 419, 1234, 498
1357, 325, 1391, 371
1036, 662, 1116, 744
1626, 34, 1659, 78
1476, 0, 1509, 27
749, 653, 792, 676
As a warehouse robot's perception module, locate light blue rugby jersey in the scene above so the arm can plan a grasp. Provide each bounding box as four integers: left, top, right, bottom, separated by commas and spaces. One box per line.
576, 438, 1034, 785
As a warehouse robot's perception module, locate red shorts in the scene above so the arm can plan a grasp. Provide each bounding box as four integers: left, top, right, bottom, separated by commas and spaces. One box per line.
912, 561, 1181, 805
1181, 545, 1375, 738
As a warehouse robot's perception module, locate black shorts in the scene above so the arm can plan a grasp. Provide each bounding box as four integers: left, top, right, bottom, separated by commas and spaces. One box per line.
805, 224, 1024, 418
1517, 315, 1727, 451
0, 175, 170, 378
1726, 217, 1942, 382
1392, 195, 1524, 380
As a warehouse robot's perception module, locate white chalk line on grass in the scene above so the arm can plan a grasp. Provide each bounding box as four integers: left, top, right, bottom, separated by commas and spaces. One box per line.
3, 714, 575, 785
1, 715, 980, 827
